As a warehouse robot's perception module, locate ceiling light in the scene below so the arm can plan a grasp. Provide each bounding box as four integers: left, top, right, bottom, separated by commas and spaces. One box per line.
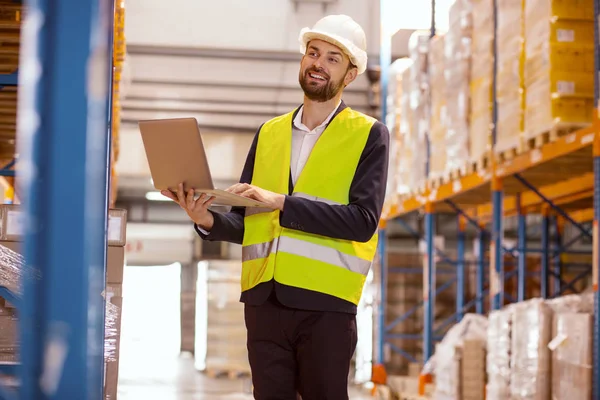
145, 191, 171, 201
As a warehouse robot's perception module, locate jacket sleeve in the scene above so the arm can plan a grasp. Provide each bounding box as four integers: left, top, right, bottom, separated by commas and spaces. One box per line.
193, 125, 261, 245
279, 121, 390, 243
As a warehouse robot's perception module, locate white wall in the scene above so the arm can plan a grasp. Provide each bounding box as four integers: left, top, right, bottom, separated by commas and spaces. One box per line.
125, 0, 383, 56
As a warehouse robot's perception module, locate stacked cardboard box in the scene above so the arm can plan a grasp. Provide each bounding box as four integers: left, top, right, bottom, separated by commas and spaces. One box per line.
486, 307, 513, 400
469, 0, 493, 163
0, 205, 127, 399
429, 34, 447, 181
444, 0, 473, 172
407, 31, 430, 191
461, 340, 486, 400
509, 299, 553, 400
550, 312, 592, 399
104, 209, 127, 400
386, 59, 413, 201
495, 0, 525, 155
523, 0, 595, 139
428, 314, 488, 400
397, 64, 416, 195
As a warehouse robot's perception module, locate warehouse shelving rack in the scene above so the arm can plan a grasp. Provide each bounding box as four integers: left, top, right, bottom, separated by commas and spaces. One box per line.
376, 0, 600, 395
0, 0, 117, 399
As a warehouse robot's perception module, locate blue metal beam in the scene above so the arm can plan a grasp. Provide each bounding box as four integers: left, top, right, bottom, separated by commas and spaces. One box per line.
377, 228, 386, 365
394, 217, 457, 265
0, 71, 18, 87
517, 197, 527, 302
16, 0, 113, 398
385, 277, 456, 333
388, 343, 418, 364
0, 287, 20, 309
423, 208, 435, 363
456, 218, 465, 322
490, 183, 504, 310
541, 213, 550, 299
476, 230, 485, 314
558, 268, 592, 296
514, 174, 592, 239
445, 199, 517, 257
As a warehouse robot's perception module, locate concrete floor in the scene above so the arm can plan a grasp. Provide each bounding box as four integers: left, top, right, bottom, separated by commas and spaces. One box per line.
118, 353, 373, 400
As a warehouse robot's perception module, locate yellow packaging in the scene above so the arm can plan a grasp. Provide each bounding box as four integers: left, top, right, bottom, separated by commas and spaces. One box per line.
525, 92, 594, 138
525, 0, 593, 23
526, 47, 595, 92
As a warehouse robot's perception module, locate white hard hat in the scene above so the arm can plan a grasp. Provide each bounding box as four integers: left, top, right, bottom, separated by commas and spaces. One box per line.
299, 14, 368, 75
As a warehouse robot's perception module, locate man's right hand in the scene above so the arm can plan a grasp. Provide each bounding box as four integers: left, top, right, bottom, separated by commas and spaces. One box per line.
161, 183, 216, 230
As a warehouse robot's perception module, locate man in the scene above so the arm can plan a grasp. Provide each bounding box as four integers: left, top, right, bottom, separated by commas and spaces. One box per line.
163, 14, 389, 400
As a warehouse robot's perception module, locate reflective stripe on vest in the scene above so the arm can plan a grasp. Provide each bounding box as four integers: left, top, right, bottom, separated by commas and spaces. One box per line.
240, 106, 378, 305
242, 235, 372, 276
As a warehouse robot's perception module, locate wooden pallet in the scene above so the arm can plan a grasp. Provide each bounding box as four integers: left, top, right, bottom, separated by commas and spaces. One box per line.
466, 153, 490, 175
522, 122, 589, 152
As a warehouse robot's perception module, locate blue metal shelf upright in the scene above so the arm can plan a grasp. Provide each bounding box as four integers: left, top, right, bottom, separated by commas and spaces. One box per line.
0, 0, 116, 399
377, 0, 600, 390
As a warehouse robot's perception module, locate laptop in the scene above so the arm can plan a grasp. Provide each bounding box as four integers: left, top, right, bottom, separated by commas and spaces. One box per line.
138, 117, 271, 208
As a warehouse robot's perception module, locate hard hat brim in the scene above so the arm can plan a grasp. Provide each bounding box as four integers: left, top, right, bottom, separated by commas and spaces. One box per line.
299, 28, 367, 75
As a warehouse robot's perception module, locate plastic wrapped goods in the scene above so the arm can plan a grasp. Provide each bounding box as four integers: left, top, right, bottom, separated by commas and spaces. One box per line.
407, 31, 430, 190
510, 299, 553, 400
423, 314, 488, 400
495, 0, 525, 154
444, 0, 473, 172
386, 59, 413, 199
524, 0, 595, 139
550, 312, 592, 400
469, 0, 493, 162
396, 63, 416, 196
429, 34, 447, 180
486, 306, 513, 400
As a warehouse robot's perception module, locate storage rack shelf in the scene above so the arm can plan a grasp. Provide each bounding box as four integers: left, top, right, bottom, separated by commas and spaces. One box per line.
0, 0, 120, 399
376, 0, 600, 395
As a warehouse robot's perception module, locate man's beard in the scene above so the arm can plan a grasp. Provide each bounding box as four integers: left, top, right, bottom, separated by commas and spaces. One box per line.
299, 68, 345, 102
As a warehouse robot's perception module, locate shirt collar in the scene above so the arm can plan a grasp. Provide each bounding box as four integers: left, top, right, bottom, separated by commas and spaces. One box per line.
293, 99, 342, 133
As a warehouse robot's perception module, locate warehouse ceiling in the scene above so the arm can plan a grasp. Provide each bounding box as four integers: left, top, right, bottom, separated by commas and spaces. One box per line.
116, 0, 415, 224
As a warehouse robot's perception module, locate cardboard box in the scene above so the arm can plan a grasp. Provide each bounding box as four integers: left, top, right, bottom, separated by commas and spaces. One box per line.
106, 246, 125, 284
0, 205, 127, 246
108, 209, 127, 247
551, 312, 592, 400
0, 205, 23, 242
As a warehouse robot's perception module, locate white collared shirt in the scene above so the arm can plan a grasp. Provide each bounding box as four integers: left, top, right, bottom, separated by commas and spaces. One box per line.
290, 100, 341, 185
197, 102, 341, 235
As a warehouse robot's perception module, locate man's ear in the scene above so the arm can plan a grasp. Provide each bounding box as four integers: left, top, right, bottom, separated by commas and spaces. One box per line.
344, 66, 358, 86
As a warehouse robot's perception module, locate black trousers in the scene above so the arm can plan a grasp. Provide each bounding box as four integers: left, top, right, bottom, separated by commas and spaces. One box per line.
244, 294, 358, 400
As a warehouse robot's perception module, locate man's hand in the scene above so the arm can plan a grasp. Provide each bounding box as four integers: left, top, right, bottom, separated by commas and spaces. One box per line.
161, 183, 216, 229
226, 183, 285, 211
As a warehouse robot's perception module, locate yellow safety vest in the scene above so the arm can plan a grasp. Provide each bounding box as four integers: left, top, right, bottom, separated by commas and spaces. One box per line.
241, 107, 379, 305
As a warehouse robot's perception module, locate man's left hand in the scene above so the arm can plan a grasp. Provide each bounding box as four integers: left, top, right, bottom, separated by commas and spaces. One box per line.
226, 183, 285, 211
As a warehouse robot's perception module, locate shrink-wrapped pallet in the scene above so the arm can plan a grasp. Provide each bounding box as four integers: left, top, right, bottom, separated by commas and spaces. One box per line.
510, 299, 553, 400
486, 306, 513, 400
495, 0, 525, 154
429, 34, 447, 181
469, 0, 493, 163
444, 0, 473, 172
407, 31, 429, 191
524, 0, 595, 140
423, 314, 487, 400
550, 312, 592, 400
397, 64, 416, 196
385, 60, 412, 204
